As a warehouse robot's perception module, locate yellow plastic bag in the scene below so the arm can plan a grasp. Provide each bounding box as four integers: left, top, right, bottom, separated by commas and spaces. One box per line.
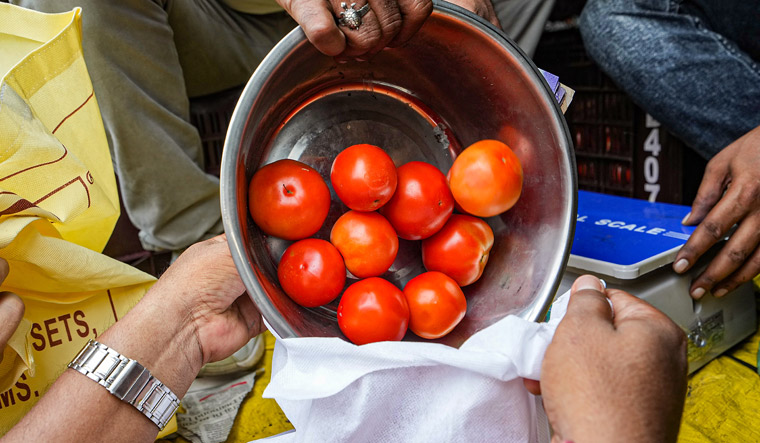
0, 4, 162, 434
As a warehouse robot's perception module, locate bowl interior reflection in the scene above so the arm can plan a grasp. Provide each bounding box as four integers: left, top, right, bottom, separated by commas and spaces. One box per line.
221, 3, 576, 348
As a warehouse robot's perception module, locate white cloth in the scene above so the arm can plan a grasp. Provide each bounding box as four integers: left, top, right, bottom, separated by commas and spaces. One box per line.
259, 290, 571, 442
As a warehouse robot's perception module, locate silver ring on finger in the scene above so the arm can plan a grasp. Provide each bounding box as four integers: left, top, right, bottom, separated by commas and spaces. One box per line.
338, 2, 371, 30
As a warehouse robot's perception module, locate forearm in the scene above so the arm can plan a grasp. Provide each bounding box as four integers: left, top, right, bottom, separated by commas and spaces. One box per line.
2, 285, 202, 442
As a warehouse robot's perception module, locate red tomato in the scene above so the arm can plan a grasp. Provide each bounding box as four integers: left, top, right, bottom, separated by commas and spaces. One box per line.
330, 144, 397, 211
421, 214, 494, 286
277, 239, 346, 307
448, 140, 523, 217
337, 277, 410, 345
403, 271, 466, 339
330, 210, 398, 278
249, 159, 330, 240
379, 161, 454, 240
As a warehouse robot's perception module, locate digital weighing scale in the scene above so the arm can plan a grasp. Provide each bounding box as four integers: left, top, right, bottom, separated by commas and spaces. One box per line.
558, 191, 757, 373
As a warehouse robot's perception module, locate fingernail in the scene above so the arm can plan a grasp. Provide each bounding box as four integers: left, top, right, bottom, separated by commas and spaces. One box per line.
574, 275, 604, 292
714, 288, 728, 297
682, 212, 691, 224
673, 258, 689, 273
355, 56, 367, 62
691, 287, 706, 299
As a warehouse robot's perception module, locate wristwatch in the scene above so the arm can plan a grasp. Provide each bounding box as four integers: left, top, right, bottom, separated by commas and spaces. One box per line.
68, 339, 180, 430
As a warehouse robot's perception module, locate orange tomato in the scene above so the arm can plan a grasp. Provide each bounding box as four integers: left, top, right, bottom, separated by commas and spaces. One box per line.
330, 210, 399, 278
447, 140, 523, 217
277, 239, 346, 307
248, 159, 330, 240
403, 271, 467, 339
379, 161, 454, 240
338, 277, 410, 345
421, 214, 494, 286
330, 144, 397, 211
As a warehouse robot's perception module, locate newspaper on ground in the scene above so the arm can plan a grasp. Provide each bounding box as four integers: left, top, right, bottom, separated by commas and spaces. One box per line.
177, 369, 262, 443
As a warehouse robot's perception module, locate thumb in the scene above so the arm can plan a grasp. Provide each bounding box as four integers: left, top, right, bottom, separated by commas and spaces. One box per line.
563, 275, 615, 329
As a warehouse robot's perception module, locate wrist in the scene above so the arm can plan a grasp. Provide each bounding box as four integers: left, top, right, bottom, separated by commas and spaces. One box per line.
68, 339, 181, 430
98, 283, 204, 397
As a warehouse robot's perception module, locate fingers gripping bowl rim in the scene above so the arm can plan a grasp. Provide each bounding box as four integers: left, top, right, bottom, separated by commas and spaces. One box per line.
220, 1, 577, 347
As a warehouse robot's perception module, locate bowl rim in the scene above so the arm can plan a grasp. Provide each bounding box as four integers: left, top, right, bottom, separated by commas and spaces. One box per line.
220, 0, 578, 341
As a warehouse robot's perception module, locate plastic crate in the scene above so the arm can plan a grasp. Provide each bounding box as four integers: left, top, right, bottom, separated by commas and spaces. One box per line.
534, 27, 705, 205
189, 86, 244, 177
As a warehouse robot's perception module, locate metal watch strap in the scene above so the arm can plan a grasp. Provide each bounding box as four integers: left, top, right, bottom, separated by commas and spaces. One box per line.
68, 339, 180, 430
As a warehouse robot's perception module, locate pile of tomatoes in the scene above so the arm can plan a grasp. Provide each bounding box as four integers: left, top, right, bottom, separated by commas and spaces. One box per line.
248, 140, 523, 345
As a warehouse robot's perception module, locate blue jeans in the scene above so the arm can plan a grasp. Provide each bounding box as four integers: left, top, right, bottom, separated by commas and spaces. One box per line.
579, 0, 760, 160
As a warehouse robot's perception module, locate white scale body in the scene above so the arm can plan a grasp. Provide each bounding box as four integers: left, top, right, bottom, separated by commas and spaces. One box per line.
557, 191, 756, 373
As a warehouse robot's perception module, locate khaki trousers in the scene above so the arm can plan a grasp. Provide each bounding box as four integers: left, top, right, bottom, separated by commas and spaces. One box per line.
11, 0, 552, 251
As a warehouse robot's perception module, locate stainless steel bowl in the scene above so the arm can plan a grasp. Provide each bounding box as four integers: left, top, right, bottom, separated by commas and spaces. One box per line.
221, 1, 577, 347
